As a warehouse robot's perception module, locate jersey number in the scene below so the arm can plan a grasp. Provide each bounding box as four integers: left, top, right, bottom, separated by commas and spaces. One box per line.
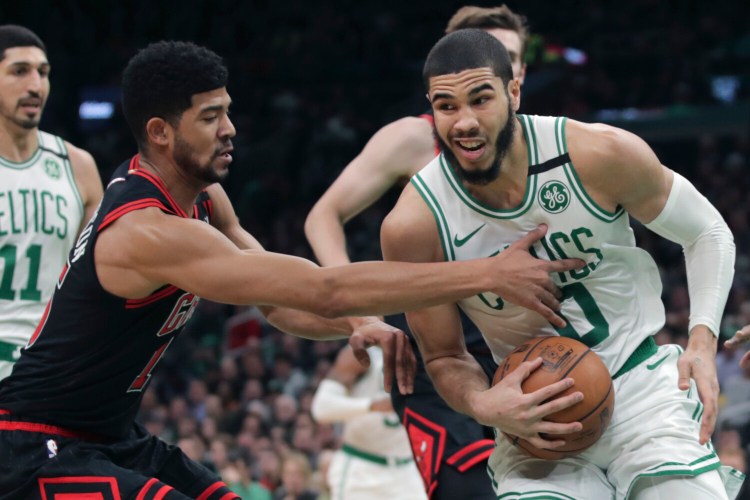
554, 282, 609, 347
0, 244, 42, 301
127, 338, 174, 393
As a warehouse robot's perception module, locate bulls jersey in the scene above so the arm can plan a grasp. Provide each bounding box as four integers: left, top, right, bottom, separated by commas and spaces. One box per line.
0, 155, 212, 439
411, 115, 665, 374
0, 131, 84, 347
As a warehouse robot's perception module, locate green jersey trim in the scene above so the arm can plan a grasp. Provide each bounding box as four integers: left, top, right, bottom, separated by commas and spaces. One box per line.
0, 132, 43, 169
552, 117, 625, 223
438, 154, 536, 219
497, 490, 579, 499
56, 136, 85, 220
624, 453, 723, 499
411, 175, 454, 261
518, 114, 539, 166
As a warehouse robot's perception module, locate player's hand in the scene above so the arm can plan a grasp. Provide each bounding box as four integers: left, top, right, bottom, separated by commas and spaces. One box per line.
348, 316, 416, 395
724, 324, 750, 368
678, 327, 719, 444
471, 357, 583, 450
491, 225, 585, 329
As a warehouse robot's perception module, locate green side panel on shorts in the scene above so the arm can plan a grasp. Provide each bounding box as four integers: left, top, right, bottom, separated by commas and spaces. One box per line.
624, 452, 723, 499
497, 490, 579, 499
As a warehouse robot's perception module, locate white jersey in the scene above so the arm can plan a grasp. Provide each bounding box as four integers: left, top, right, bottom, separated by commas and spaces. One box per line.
411, 114, 665, 375
0, 131, 83, 346
342, 347, 412, 456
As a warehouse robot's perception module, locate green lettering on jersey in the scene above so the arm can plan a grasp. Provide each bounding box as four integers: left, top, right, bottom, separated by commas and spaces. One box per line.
555, 282, 609, 347
0, 244, 43, 302
571, 227, 603, 272
40, 191, 54, 235
56, 195, 69, 239
7, 192, 22, 235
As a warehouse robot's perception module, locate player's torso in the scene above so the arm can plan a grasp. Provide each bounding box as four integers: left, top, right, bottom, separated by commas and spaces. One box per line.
0, 132, 84, 346
343, 347, 411, 455
0, 156, 211, 439
412, 115, 665, 375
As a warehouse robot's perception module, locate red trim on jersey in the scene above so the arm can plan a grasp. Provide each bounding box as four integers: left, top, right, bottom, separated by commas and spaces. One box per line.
128, 154, 140, 172
446, 439, 494, 472
196, 481, 230, 500
131, 168, 188, 218
37, 476, 120, 500
0, 409, 10, 415
199, 196, 213, 220
98, 199, 173, 231
0, 419, 106, 442
136, 478, 158, 500
28, 297, 53, 347
152, 484, 173, 500
50, 494, 103, 500
218, 493, 240, 500
446, 439, 494, 465
125, 285, 180, 309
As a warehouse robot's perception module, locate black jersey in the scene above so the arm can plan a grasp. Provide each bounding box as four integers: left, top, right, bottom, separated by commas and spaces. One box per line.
0, 155, 213, 440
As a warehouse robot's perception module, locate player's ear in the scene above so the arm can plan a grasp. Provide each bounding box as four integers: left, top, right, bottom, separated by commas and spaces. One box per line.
145, 117, 170, 147
508, 79, 521, 112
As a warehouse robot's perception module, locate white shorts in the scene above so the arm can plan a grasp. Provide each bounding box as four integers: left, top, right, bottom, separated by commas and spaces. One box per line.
327, 444, 427, 500
488, 344, 746, 499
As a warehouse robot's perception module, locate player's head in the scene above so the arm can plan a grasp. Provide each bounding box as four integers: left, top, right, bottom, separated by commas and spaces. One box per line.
0, 25, 49, 130
122, 41, 235, 183
424, 29, 520, 185
446, 5, 528, 84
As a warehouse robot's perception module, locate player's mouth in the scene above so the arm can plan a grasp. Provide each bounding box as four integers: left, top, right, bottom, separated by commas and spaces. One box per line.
453, 138, 487, 162
18, 98, 43, 114
216, 146, 234, 163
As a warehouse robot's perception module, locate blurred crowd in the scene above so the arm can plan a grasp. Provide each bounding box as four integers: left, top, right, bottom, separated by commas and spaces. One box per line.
3, 0, 750, 497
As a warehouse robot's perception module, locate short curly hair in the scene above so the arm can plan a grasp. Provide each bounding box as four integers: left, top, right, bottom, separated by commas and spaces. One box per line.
121, 41, 228, 148
0, 25, 46, 61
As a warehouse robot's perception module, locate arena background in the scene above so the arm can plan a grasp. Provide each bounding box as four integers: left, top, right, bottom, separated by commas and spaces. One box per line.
3, 1, 750, 497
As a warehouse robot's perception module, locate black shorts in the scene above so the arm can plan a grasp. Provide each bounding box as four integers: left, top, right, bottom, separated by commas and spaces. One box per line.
387, 314, 498, 500
0, 415, 236, 500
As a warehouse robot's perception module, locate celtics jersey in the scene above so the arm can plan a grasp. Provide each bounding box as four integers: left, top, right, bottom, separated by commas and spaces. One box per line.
343, 347, 413, 456
411, 115, 665, 375
0, 131, 84, 347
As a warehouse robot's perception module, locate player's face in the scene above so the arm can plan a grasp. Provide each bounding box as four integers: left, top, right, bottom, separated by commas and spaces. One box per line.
484, 28, 526, 85
0, 47, 50, 130
429, 67, 520, 185
171, 87, 235, 184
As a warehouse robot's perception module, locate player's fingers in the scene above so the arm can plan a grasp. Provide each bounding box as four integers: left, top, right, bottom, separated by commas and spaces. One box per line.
528, 301, 567, 328
510, 224, 548, 249
525, 434, 569, 450
380, 335, 395, 395
725, 325, 750, 348
506, 357, 543, 385
694, 373, 718, 445
676, 356, 692, 391
526, 377, 576, 406
544, 257, 586, 274
349, 335, 372, 369
535, 391, 584, 423
536, 288, 561, 312
403, 334, 417, 394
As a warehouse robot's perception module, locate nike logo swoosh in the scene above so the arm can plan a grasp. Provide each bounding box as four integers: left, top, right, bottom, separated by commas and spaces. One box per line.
646, 354, 669, 370
454, 224, 486, 247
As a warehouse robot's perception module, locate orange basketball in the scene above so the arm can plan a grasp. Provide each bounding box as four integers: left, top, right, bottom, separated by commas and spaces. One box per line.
492, 336, 614, 460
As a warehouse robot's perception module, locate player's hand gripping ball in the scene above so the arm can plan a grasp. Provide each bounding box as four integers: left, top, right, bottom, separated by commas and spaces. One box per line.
493, 336, 615, 459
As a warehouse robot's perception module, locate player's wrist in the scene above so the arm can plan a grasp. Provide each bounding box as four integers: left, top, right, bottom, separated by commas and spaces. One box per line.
687, 326, 718, 351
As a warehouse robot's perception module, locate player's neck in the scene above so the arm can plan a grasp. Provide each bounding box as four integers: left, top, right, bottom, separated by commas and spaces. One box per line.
0, 121, 39, 163
138, 153, 204, 215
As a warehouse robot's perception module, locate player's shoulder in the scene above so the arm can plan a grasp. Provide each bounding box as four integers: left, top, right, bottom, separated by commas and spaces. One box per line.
381, 182, 441, 260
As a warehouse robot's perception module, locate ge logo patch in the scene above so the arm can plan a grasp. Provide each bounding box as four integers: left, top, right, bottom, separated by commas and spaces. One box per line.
538, 180, 570, 214
44, 159, 61, 179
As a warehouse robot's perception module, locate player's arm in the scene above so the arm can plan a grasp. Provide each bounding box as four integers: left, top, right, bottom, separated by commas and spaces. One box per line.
204, 183, 417, 393
304, 116, 435, 267
381, 186, 583, 449
66, 142, 104, 232
568, 120, 735, 444
311, 346, 392, 423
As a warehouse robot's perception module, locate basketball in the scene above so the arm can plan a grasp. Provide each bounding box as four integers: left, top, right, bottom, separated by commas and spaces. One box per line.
492, 336, 614, 460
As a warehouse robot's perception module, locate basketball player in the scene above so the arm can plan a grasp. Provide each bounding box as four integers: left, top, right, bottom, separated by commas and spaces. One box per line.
304, 6, 528, 497
381, 29, 744, 498
0, 41, 583, 499
311, 346, 427, 499
0, 25, 102, 380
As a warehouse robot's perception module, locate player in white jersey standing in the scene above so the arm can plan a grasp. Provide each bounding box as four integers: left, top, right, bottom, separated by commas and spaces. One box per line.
0, 25, 103, 380
311, 345, 427, 500
381, 29, 744, 499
